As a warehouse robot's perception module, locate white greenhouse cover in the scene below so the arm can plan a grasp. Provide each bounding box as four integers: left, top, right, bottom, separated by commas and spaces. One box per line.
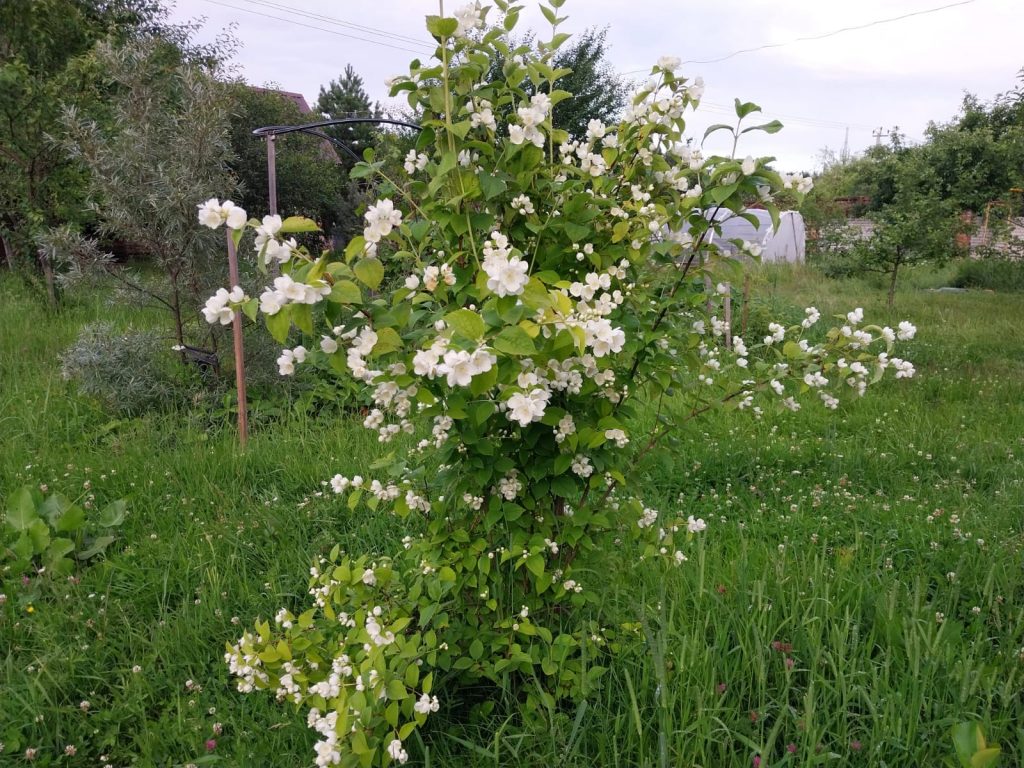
708, 209, 806, 264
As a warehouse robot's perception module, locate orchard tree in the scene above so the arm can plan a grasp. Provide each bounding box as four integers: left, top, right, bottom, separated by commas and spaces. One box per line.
852, 194, 964, 308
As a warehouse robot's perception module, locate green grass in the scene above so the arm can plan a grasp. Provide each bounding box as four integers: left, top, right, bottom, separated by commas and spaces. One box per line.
1, 268, 1023, 766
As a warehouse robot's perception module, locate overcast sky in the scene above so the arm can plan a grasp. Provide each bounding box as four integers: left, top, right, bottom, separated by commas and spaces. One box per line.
167, 0, 1022, 172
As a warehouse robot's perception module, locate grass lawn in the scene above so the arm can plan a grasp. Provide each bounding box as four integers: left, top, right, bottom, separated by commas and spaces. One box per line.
1, 267, 1022, 767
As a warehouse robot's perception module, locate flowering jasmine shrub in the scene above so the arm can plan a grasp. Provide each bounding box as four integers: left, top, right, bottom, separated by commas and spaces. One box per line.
205, 1, 917, 764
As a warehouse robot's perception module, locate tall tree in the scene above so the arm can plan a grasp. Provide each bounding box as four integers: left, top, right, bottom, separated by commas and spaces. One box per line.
315, 64, 381, 162
486, 26, 629, 140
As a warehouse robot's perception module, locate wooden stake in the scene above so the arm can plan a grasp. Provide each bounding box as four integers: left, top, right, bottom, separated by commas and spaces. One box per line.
226, 230, 248, 448
723, 282, 732, 350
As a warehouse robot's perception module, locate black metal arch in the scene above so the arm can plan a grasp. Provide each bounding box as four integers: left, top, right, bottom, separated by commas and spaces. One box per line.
252, 117, 423, 163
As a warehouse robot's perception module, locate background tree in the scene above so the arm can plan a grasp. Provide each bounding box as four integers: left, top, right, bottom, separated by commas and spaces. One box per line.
59, 35, 238, 352
486, 26, 629, 140
315, 64, 381, 161
227, 85, 354, 240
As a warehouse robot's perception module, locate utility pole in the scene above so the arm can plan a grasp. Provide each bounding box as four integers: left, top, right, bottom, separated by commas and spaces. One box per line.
872, 126, 886, 146
840, 127, 850, 164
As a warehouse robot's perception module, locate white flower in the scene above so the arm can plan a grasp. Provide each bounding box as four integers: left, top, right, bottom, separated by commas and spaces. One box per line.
741, 156, 756, 176
506, 388, 550, 427
386, 738, 408, 763
484, 254, 529, 297
221, 201, 246, 230
687, 515, 707, 533
801, 307, 820, 329
452, 2, 482, 37
363, 199, 403, 244
361, 568, 376, 586
605, 428, 628, 447
846, 307, 864, 325
202, 287, 241, 325
403, 150, 428, 175
404, 274, 420, 290
657, 55, 681, 71
320, 336, 338, 354
414, 693, 440, 714
440, 350, 476, 387
197, 198, 222, 229
511, 194, 535, 215
897, 321, 917, 340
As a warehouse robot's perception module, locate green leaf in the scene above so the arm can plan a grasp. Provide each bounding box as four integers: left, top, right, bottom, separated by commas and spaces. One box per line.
972, 748, 1001, 768
479, 172, 507, 200
426, 15, 458, 39
6, 487, 38, 531
492, 326, 536, 356
353, 257, 384, 290
28, 518, 49, 553
386, 678, 408, 700
97, 499, 126, 527
54, 505, 86, 533
709, 183, 738, 204
445, 309, 485, 340
279, 215, 320, 233
76, 535, 115, 560
469, 638, 484, 660
703, 123, 734, 143
330, 280, 362, 304
524, 553, 545, 578
39, 493, 71, 527
734, 99, 761, 119
265, 308, 291, 343
371, 327, 403, 356
741, 119, 783, 135
291, 303, 313, 335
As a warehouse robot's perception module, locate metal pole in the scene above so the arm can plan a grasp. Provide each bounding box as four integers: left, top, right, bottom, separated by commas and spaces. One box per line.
226, 230, 249, 448
266, 134, 278, 216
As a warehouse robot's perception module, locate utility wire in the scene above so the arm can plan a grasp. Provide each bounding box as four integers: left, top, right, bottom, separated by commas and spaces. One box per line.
622, 0, 976, 72
202, 0, 430, 55
232, 0, 434, 50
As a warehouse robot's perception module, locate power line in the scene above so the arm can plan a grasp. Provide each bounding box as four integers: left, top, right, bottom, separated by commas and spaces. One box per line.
232, 0, 434, 50
622, 0, 976, 73
687, 0, 976, 66
202, 0, 430, 55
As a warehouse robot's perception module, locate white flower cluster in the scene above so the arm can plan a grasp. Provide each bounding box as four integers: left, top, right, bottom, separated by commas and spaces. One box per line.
277, 345, 307, 376
363, 199, 402, 256
509, 92, 551, 148
254, 215, 297, 264
202, 286, 247, 325
482, 230, 530, 297
782, 172, 814, 194
469, 98, 497, 131
258, 274, 330, 315
403, 150, 428, 175
197, 198, 246, 230
452, 2, 482, 37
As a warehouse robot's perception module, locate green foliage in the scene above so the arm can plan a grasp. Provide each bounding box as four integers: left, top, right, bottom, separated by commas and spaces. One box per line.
952, 255, 1024, 291
199, 4, 918, 765
484, 26, 629, 140
2, 486, 124, 576
951, 722, 1001, 768
1, 271, 1023, 765
227, 85, 356, 239
315, 64, 381, 163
